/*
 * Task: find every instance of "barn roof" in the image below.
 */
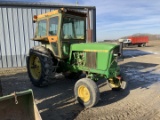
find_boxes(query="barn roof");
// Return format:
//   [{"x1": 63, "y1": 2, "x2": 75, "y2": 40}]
[{"x1": 0, "y1": 1, "x2": 95, "y2": 9}]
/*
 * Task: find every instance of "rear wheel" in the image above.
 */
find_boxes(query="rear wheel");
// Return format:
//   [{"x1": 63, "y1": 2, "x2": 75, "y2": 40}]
[
  {"x1": 74, "y1": 78, "x2": 100, "y2": 108},
  {"x1": 141, "y1": 44, "x2": 144, "y2": 47},
  {"x1": 138, "y1": 43, "x2": 145, "y2": 47},
  {"x1": 143, "y1": 43, "x2": 146, "y2": 47},
  {"x1": 27, "y1": 46, "x2": 55, "y2": 87}
]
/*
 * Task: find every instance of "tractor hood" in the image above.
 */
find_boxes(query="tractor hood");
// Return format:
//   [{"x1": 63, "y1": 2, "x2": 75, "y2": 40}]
[
  {"x1": 69, "y1": 42, "x2": 120, "y2": 77},
  {"x1": 70, "y1": 42, "x2": 119, "y2": 52}
]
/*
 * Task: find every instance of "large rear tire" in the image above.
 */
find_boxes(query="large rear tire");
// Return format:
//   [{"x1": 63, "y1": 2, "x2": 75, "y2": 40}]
[
  {"x1": 27, "y1": 46, "x2": 55, "y2": 87},
  {"x1": 74, "y1": 78, "x2": 100, "y2": 108}
]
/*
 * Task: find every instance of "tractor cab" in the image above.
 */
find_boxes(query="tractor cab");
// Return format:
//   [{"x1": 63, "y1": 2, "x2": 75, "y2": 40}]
[{"x1": 33, "y1": 8, "x2": 86, "y2": 59}]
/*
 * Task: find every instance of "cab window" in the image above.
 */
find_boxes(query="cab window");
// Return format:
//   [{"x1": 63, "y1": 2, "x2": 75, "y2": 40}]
[
  {"x1": 37, "y1": 19, "x2": 47, "y2": 37},
  {"x1": 49, "y1": 17, "x2": 58, "y2": 36}
]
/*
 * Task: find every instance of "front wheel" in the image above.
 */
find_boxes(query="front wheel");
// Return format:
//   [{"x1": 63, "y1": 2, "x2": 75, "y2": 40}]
[{"x1": 74, "y1": 78, "x2": 100, "y2": 108}]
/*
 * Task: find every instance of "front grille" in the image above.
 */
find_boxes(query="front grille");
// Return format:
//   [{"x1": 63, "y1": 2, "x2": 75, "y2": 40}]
[{"x1": 86, "y1": 52, "x2": 97, "y2": 68}]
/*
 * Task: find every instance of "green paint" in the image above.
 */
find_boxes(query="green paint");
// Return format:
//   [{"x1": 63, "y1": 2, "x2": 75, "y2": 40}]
[
  {"x1": 97, "y1": 52, "x2": 108, "y2": 70},
  {"x1": 68, "y1": 42, "x2": 120, "y2": 79}
]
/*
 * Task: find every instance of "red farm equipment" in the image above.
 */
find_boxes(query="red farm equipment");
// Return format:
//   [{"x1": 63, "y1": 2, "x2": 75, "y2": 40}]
[{"x1": 122, "y1": 36, "x2": 149, "y2": 47}]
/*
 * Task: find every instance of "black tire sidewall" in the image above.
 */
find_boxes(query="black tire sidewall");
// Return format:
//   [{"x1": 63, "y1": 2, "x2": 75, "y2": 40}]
[{"x1": 27, "y1": 52, "x2": 44, "y2": 86}]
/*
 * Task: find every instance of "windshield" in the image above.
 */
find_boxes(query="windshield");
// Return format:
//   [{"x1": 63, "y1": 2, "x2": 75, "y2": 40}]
[{"x1": 62, "y1": 17, "x2": 85, "y2": 39}]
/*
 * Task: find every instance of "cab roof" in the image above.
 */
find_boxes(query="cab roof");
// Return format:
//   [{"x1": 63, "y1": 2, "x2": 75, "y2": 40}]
[{"x1": 33, "y1": 8, "x2": 87, "y2": 22}]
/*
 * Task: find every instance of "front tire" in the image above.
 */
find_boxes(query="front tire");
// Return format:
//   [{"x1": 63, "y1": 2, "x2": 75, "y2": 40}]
[
  {"x1": 74, "y1": 78, "x2": 100, "y2": 108},
  {"x1": 27, "y1": 46, "x2": 55, "y2": 87}
]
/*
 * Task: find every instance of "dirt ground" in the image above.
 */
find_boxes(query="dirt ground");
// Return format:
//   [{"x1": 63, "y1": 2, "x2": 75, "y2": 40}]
[{"x1": 0, "y1": 40, "x2": 160, "y2": 120}]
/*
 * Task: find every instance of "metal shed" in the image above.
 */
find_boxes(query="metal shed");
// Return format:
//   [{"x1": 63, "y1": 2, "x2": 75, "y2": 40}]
[{"x1": 0, "y1": 1, "x2": 96, "y2": 68}]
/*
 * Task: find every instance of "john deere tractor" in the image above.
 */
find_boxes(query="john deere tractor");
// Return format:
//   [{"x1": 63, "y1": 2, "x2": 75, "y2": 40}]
[{"x1": 27, "y1": 8, "x2": 126, "y2": 108}]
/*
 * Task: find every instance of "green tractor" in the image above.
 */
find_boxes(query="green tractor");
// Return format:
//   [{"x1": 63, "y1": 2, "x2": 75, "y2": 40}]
[{"x1": 27, "y1": 8, "x2": 126, "y2": 108}]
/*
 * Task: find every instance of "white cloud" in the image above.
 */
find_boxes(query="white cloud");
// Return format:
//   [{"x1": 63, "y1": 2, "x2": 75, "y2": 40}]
[{"x1": 81, "y1": 0, "x2": 160, "y2": 40}]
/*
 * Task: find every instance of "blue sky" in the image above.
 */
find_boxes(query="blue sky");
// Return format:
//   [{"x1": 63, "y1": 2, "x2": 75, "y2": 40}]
[{"x1": 2, "y1": 0, "x2": 160, "y2": 41}]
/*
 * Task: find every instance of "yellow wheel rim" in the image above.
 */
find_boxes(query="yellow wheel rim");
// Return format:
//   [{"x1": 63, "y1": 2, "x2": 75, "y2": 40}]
[
  {"x1": 78, "y1": 85, "x2": 90, "y2": 102},
  {"x1": 29, "y1": 55, "x2": 41, "y2": 80}
]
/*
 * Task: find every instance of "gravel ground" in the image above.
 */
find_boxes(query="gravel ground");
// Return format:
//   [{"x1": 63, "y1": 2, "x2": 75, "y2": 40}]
[{"x1": 0, "y1": 40, "x2": 160, "y2": 120}]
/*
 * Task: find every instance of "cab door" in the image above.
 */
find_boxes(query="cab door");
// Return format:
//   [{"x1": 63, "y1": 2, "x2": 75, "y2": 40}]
[{"x1": 48, "y1": 15, "x2": 62, "y2": 58}]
